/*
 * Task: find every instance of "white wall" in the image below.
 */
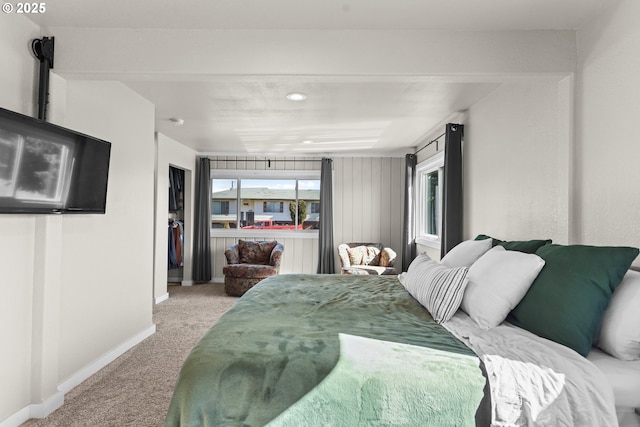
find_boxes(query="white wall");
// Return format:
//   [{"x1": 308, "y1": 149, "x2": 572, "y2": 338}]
[
  {"x1": 463, "y1": 79, "x2": 573, "y2": 245},
  {"x1": 57, "y1": 80, "x2": 155, "y2": 382},
  {"x1": 154, "y1": 133, "x2": 197, "y2": 299},
  {"x1": 333, "y1": 156, "x2": 405, "y2": 271},
  {"x1": 48, "y1": 28, "x2": 576, "y2": 78},
  {"x1": 0, "y1": 14, "x2": 41, "y2": 424},
  {"x1": 576, "y1": 0, "x2": 640, "y2": 267},
  {"x1": 0, "y1": 16, "x2": 156, "y2": 425},
  {"x1": 0, "y1": 15, "x2": 39, "y2": 116}
]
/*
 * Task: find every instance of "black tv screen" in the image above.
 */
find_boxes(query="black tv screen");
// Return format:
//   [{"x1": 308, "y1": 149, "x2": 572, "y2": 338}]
[{"x1": 0, "y1": 106, "x2": 111, "y2": 214}]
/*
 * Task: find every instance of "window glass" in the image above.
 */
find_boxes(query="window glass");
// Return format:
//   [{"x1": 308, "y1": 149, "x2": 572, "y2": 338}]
[
  {"x1": 298, "y1": 179, "x2": 320, "y2": 229},
  {"x1": 425, "y1": 170, "x2": 440, "y2": 236},
  {"x1": 241, "y1": 179, "x2": 295, "y2": 228},
  {"x1": 210, "y1": 176, "x2": 321, "y2": 231},
  {"x1": 212, "y1": 200, "x2": 229, "y2": 215},
  {"x1": 263, "y1": 201, "x2": 283, "y2": 213},
  {"x1": 211, "y1": 177, "x2": 320, "y2": 230},
  {"x1": 211, "y1": 179, "x2": 237, "y2": 228},
  {"x1": 416, "y1": 152, "x2": 444, "y2": 247}
]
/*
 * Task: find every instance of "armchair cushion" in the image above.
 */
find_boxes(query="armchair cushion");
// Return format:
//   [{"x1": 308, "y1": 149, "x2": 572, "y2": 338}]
[
  {"x1": 338, "y1": 242, "x2": 397, "y2": 275},
  {"x1": 238, "y1": 240, "x2": 277, "y2": 264},
  {"x1": 348, "y1": 245, "x2": 382, "y2": 266}
]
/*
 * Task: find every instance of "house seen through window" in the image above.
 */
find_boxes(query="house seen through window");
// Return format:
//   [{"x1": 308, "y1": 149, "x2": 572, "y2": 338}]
[{"x1": 211, "y1": 177, "x2": 320, "y2": 231}]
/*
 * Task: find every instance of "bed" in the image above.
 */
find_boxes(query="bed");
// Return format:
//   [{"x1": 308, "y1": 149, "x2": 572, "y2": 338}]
[{"x1": 165, "y1": 238, "x2": 640, "y2": 427}]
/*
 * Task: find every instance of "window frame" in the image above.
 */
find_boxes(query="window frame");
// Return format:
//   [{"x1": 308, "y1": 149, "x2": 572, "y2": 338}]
[
  {"x1": 210, "y1": 170, "x2": 321, "y2": 238},
  {"x1": 415, "y1": 152, "x2": 445, "y2": 249}
]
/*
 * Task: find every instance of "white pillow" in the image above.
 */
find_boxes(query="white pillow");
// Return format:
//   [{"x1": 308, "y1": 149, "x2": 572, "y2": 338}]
[
  {"x1": 398, "y1": 254, "x2": 469, "y2": 324},
  {"x1": 441, "y1": 238, "x2": 493, "y2": 268},
  {"x1": 598, "y1": 270, "x2": 640, "y2": 360},
  {"x1": 460, "y1": 246, "x2": 545, "y2": 329}
]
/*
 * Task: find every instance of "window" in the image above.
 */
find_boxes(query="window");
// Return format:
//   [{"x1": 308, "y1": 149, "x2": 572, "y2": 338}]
[
  {"x1": 211, "y1": 173, "x2": 320, "y2": 232},
  {"x1": 211, "y1": 179, "x2": 237, "y2": 228},
  {"x1": 416, "y1": 152, "x2": 444, "y2": 248},
  {"x1": 263, "y1": 201, "x2": 284, "y2": 213},
  {"x1": 212, "y1": 200, "x2": 229, "y2": 215}
]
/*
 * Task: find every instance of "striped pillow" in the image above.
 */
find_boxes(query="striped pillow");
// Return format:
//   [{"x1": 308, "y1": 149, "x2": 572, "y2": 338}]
[{"x1": 399, "y1": 254, "x2": 469, "y2": 323}]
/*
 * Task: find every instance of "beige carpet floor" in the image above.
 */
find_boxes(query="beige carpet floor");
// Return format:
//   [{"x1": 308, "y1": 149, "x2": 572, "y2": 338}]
[{"x1": 22, "y1": 283, "x2": 238, "y2": 427}]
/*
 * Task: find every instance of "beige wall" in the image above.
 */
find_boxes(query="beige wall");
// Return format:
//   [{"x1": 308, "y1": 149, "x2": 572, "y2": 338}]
[
  {"x1": 576, "y1": 0, "x2": 640, "y2": 267},
  {"x1": 154, "y1": 133, "x2": 197, "y2": 300}
]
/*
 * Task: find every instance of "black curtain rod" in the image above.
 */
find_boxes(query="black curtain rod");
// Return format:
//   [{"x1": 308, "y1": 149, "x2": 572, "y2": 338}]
[
  {"x1": 208, "y1": 157, "x2": 323, "y2": 168},
  {"x1": 209, "y1": 158, "x2": 321, "y2": 162},
  {"x1": 414, "y1": 131, "x2": 445, "y2": 155}
]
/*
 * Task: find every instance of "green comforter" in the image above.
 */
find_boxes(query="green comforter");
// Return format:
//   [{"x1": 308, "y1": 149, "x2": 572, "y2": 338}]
[{"x1": 165, "y1": 274, "x2": 484, "y2": 427}]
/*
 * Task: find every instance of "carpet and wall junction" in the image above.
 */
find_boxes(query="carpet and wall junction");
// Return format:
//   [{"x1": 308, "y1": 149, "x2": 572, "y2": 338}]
[{"x1": 22, "y1": 283, "x2": 238, "y2": 427}]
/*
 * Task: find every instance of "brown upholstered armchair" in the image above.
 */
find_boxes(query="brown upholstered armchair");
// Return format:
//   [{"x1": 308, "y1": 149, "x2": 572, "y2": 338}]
[
  {"x1": 223, "y1": 240, "x2": 284, "y2": 296},
  {"x1": 337, "y1": 242, "x2": 397, "y2": 275}
]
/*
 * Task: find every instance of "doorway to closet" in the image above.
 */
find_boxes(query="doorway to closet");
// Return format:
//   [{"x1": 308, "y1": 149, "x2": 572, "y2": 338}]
[{"x1": 168, "y1": 166, "x2": 185, "y2": 283}]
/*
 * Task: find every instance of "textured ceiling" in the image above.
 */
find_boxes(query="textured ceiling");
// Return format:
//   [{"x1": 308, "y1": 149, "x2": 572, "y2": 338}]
[{"x1": 25, "y1": 0, "x2": 615, "y2": 155}]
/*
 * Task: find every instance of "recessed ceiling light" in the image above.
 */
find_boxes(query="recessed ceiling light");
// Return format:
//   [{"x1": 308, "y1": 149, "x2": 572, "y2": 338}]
[
  {"x1": 286, "y1": 92, "x2": 307, "y2": 101},
  {"x1": 169, "y1": 118, "x2": 184, "y2": 126},
  {"x1": 302, "y1": 140, "x2": 313, "y2": 144}
]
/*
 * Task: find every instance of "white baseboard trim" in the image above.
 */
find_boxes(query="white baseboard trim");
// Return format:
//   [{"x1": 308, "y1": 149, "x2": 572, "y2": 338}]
[
  {"x1": 212, "y1": 277, "x2": 224, "y2": 283},
  {"x1": 181, "y1": 280, "x2": 194, "y2": 286},
  {"x1": 0, "y1": 391, "x2": 64, "y2": 427},
  {"x1": 1, "y1": 406, "x2": 30, "y2": 427},
  {"x1": 1, "y1": 326, "x2": 156, "y2": 427},
  {"x1": 29, "y1": 391, "x2": 65, "y2": 419},
  {"x1": 57, "y1": 324, "x2": 156, "y2": 394},
  {"x1": 154, "y1": 292, "x2": 169, "y2": 304}
]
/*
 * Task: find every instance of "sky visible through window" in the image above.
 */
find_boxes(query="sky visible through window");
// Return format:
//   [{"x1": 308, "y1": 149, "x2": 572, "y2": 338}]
[{"x1": 212, "y1": 179, "x2": 319, "y2": 193}]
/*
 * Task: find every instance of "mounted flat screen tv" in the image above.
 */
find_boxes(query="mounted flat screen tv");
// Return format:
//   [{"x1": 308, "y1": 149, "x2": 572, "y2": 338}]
[{"x1": 0, "y1": 106, "x2": 111, "y2": 214}]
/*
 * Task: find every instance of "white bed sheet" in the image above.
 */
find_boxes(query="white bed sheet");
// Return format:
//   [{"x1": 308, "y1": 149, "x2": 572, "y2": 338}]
[
  {"x1": 588, "y1": 348, "x2": 640, "y2": 408},
  {"x1": 588, "y1": 347, "x2": 640, "y2": 426},
  {"x1": 444, "y1": 312, "x2": 618, "y2": 427}
]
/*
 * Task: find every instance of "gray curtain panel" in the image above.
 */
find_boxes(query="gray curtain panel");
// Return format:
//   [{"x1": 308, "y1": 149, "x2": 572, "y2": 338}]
[
  {"x1": 316, "y1": 158, "x2": 335, "y2": 274},
  {"x1": 401, "y1": 153, "x2": 417, "y2": 272},
  {"x1": 440, "y1": 123, "x2": 464, "y2": 258},
  {"x1": 192, "y1": 157, "x2": 212, "y2": 282}
]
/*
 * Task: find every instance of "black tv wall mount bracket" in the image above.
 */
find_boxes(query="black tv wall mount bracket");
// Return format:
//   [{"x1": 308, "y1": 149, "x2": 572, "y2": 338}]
[{"x1": 31, "y1": 36, "x2": 55, "y2": 121}]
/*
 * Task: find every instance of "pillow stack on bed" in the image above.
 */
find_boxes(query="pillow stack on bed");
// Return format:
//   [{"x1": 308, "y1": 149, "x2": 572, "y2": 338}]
[
  {"x1": 507, "y1": 243, "x2": 639, "y2": 357},
  {"x1": 400, "y1": 234, "x2": 640, "y2": 360}
]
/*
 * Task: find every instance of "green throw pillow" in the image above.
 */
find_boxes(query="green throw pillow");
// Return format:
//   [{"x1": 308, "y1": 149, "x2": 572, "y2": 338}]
[
  {"x1": 508, "y1": 244, "x2": 639, "y2": 357},
  {"x1": 475, "y1": 234, "x2": 551, "y2": 254}
]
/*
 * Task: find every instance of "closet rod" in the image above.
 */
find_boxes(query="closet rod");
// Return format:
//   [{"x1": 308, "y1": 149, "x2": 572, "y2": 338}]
[{"x1": 415, "y1": 131, "x2": 445, "y2": 155}]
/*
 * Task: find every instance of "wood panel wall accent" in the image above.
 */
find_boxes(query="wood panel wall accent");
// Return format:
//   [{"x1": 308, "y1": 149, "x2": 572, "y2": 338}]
[{"x1": 209, "y1": 155, "x2": 405, "y2": 279}]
